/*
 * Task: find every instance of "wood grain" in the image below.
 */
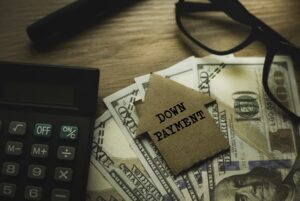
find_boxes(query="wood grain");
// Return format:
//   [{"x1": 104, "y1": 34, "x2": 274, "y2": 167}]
[{"x1": 0, "y1": 0, "x2": 299, "y2": 113}]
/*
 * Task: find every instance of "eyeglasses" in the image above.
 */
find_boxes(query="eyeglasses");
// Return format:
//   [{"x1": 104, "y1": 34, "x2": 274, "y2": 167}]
[{"x1": 176, "y1": 0, "x2": 300, "y2": 121}]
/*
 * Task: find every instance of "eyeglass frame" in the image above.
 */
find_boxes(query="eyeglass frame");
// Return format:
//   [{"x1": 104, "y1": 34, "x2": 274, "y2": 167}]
[{"x1": 175, "y1": 0, "x2": 300, "y2": 121}]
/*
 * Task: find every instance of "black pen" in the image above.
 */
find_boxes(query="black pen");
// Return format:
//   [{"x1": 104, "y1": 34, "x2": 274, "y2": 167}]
[{"x1": 27, "y1": 0, "x2": 138, "y2": 48}]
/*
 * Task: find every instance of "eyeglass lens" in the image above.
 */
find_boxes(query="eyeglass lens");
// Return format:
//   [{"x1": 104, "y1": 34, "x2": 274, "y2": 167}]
[{"x1": 179, "y1": 0, "x2": 252, "y2": 52}]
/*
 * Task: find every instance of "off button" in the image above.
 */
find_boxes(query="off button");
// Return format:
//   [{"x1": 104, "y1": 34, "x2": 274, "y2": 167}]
[{"x1": 34, "y1": 123, "x2": 52, "y2": 138}]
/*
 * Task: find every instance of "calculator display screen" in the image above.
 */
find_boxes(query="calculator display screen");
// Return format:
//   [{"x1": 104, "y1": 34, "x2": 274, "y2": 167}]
[{"x1": 0, "y1": 81, "x2": 75, "y2": 106}]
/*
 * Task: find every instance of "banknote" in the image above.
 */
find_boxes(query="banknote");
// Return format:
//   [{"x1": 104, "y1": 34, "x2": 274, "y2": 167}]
[
  {"x1": 134, "y1": 56, "x2": 198, "y2": 100},
  {"x1": 87, "y1": 112, "x2": 124, "y2": 201},
  {"x1": 88, "y1": 110, "x2": 164, "y2": 201},
  {"x1": 193, "y1": 56, "x2": 300, "y2": 201},
  {"x1": 87, "y1": 156, "x2": 124, "y2": 201},
  {"x1": 104, "y1": 84, "x2": 185, "y2": 201},
  {"x1": 134, "y1": 55, "x2": 233, "y2": 97},
  {"x1": 195, "y1": 56, "x2": 299, "y2": 157}
]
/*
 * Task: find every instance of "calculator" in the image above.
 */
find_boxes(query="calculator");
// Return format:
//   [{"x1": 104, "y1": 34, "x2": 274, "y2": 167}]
[{"x1": 0, "y1": 62, "x2": 99, "y2": 201}]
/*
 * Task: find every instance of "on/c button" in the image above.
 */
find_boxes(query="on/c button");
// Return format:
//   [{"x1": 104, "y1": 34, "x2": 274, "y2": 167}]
[{"x1": 60, "y1": 126, "x2": 78, "y2": 140}]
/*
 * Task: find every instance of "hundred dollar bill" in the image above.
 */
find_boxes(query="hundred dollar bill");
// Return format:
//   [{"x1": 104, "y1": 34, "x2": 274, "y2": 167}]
[
  {"x1": 88, "y1": 110, "x2": 164, "y2": 201},
  {"x1": 87, "y1": 112, "x2": 124, "y2": 201},
  {"x1": 87, "y1": 164, "x2": 124, "y2": 201},
  {"x1": 134, "y1": 55, "x2": 233, "y2": 98},
  {"x1": 196, "y1": 56, "x2": 299, "y2": 158},
  {"x1": 193, "y1": 56, "x2": 299, "y2": 201},
  {"x1": 201, "y1": 164, "x2": 298, "y2": 201},
  {"x1": 134, "y1": 56, "x2": 198, "y2": 99},
  {"x1": 202, "y1": 101, "x2": 296, "y2": 201},
  {"x1": 104, "y1": 84, "x2": 185, "y2": 201}
]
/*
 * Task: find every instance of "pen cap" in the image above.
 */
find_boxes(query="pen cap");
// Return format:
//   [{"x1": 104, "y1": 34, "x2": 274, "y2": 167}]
[{"x1": 27, "y1": 0, "x2": 137, "y2": 47}]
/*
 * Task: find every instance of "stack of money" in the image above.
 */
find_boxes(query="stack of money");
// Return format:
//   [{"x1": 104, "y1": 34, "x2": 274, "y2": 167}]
[{"x1": 86, "y1": 55, "x2": 300, "y2": 201}]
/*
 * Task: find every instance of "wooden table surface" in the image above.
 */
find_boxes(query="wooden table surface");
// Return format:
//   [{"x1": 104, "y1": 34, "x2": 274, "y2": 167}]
[{"x1": 0, "y1": 0, "x2": 299, "y2": 113}]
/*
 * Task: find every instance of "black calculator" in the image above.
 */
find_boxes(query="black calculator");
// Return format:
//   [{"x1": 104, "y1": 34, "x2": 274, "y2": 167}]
[{"x1": 0, "y1": 62, "x2": 99, "y2": 201}]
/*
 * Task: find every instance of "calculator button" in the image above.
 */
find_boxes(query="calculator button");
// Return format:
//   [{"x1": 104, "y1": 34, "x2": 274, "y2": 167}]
[
  {"x1": 25, "y1": 186, "x2": 43, "y2": 200},
  {"x1": 0, "y1": 183, "x2": 16, "y2": 198},
  {"x1": 34, "y1": 123, "x2": 52, "y2": 138},
  {"x1": 31, "y1": 144, "x2": 49, "y2": 158},
  {"x1": 2, "y1": 162, "x2": 19, "y2": 176},
  {"x1": 9, "y1": 121, "x2": 27, "y2": 135},
  {"x1": 5, "y1": 141, "x2": 23, "y2": 156},
  {"x1": 57, "y1": 146, "x2": 75, "y2": 161},
  {"x1": 51, "y1": 189, "x2": 70, "y2": 201},
  {"x1": 60, "y1": 125, "x2": 78, "y2": 140},
  {"x1": 28, "y1": 165, "x2": 46, "y2": 180},
  {"x1": 54, "y1": 167, "x2": 73, "y2": 182}
]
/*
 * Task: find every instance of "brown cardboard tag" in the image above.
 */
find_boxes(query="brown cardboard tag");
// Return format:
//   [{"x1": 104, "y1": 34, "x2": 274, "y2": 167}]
[{"x1": 135, "y1": 74, "x2": 229, "y2": 175}]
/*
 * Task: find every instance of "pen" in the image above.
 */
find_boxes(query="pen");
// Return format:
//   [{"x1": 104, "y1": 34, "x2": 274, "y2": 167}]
[{"x1": 27, "y1": 0, "x2": 138, "y2": 48}]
